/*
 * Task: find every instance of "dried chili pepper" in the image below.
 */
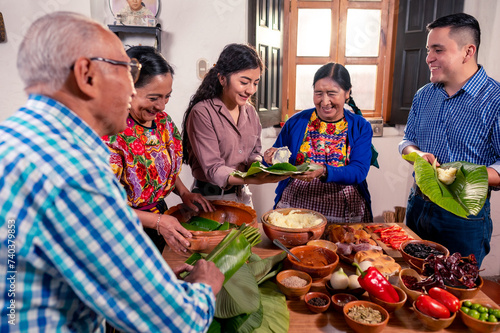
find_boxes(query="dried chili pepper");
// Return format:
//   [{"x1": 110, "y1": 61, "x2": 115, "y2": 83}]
[{"x1": 352, "y1": 263, "x2": 399, "y2": 303}]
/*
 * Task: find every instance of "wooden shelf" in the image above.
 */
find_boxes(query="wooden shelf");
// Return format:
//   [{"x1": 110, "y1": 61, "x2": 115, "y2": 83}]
[{"x1": 108, "y1": 24, "x2": 161, "y2": 51}]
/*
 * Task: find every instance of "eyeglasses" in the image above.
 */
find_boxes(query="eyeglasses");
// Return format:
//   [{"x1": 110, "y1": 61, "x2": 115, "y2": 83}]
[{"x1": 90, "y1": 57, "x2": 142, "y2": 83}]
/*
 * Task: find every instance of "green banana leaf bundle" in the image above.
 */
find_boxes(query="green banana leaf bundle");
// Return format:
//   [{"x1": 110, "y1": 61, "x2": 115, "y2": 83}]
[
  {"x1": 231, "y1": 161, "x2": 322, "y2": 178},
  {"x1": 403, "y1": 152, "x2": 489, "y2": 218},
  {"x1": 182, "y1": 216, "x2": 237, "y2": 231}
]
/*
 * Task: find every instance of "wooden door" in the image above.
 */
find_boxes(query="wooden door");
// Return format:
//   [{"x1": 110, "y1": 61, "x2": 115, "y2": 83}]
[
  {"x1": 249, "y1": 0, "x2": 284, "y2": 128},
  {"x1": 389, "y1": 0, "x2": 464, "y2": 124}
]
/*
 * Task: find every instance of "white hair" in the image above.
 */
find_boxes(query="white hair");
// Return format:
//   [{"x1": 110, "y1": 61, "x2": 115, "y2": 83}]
[{"x1": 17, "y1": 12, "x2": 107, "y2": 93}]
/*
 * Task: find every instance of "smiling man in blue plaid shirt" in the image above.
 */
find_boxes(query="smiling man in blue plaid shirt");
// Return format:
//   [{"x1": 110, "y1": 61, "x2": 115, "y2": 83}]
[
  {"x1": 0, "y1": 12, "x2": 223, "y2": 332},
  {"x1": 399, "y1": 13, "x2": 500, "y2": 268}
]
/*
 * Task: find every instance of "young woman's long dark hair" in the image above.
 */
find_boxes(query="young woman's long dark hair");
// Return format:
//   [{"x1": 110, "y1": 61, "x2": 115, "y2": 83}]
[
  {"x1": 181, "y1": 43, "x2": 263, "y2": 163},
  {"x1": 126, "y1": 46, "x2": 174, "y2": 89}
]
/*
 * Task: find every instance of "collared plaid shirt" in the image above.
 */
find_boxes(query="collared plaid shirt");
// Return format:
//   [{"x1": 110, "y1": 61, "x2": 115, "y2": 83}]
[
  {"x1": 399, "y1": 66, "x2": 500, "y2": 174},
  {"x1": 0, "y1": 95, "x2": 215, "y2": 332}
]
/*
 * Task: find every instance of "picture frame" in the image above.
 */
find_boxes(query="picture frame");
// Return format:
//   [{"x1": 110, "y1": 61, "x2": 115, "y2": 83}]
[{"x1": 110, "y1": 0, "x2": 160, "y2": 26}]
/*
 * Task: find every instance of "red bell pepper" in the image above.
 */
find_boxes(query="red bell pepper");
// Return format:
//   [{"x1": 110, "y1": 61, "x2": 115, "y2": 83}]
[
  {"x1": 428, "y1": 287, "x2": 460, "y2": 313},
  {"x1": 352, "y1": 263, "x2": 399, "y2": 303},
  {"x1": 416, "y1": 294, "x2": 451, "y2": 319}
]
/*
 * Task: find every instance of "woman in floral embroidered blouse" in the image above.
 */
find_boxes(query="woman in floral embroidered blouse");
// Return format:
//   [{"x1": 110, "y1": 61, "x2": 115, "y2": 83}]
[
  {"x1": 264, "y1": 63, "x2": 374, "y2": 223},
  {"x1": 103, "y1": 46, "x2": 213, "y2": 253}
]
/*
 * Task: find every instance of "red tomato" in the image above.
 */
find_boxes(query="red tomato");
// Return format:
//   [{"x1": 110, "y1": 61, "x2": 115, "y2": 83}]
[
  {"x1": 416, "y1": 295, "x2": 451, "y2": 319},
  {"x1": 428, "y1": 287, "x2": 460, "y2": 313}
]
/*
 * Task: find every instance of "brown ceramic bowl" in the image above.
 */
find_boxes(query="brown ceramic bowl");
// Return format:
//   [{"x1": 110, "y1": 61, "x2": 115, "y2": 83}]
[
  {"x1": 304, "y1": 291, "x2": 331, "y2": 313},
  {"x1": 166, "y1": 200, "x2": 258, "y2": 254},
  {"x1": 444, "y1": 276, "x2": 484, "y2": 300},
  {"x1": 307, "y1": 239, "x2": 338, "y2": 253},
  {"x1": 368, "y1": 285, "x2": 407, "y2": 313},
  {"x1": 413, "y1": 300, "x2": 457, "y2": 331},
  {"x1": 399, "y1": 239, "x2": 449, "y2": 273},
  {"x1": 343, "y1": 300, "x2": 389, "y2": 333},
  {"x1": 459, "y1": 300, "x2": 500, "y2": 333},
  {"x1": 287, "y1": 245, "x2": 339, "y2": 281},
  {"x1": 398, "y1": 268, "x2": 425, "y2": 302},
  {"x1": 276, "y1": 270, "x2": 312, "y2": 299},
  {"x1": 331, "y1": 293, "x2": 358, "y2": 313},
  {"x1": 325, "y1": 280, "x2": 366, "y2": 298},
  {"x1": 261, "y1": 208, "x2": 327, "y2": 248}
]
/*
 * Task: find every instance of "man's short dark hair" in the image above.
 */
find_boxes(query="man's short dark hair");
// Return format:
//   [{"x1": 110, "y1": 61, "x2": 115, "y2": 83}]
[{"x1": 427, "y1": 13, "x2": 480, "y2": 52}]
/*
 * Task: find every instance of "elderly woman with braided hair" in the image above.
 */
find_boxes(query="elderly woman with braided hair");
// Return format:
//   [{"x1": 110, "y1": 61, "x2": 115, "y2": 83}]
[{"x1": 264, "y1": 62, "x2": 375, "y2": 223}]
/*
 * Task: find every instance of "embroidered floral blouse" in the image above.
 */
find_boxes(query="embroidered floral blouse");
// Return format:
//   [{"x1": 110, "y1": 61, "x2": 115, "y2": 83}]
[
  {"x1": 102, "y1": 113, "x2": 183, "y2": 209},
  {"x1": 296, "y1": 111, "x2": 351, "y2": 166}
]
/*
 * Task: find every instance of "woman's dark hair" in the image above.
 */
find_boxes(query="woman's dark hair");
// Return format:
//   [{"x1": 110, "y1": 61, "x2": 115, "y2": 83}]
[
  {"x1": 313, "y1": 62, "x2": 361, "y2": 115},
  {"x1": 181, "y1": 43, "x2": 263, "y2": 163},
  {"x1": 427, "y1": 13, "x2": 480, "y2": 53},
  {"x1": 126, "y1": 46, "x2": 174, "y2": 88}
]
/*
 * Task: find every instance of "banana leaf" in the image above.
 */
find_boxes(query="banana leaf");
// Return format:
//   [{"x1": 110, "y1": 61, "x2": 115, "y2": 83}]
[
  {"x1": 231, "y1": 161, "x2": 322, "y2": 178},
  {"x1": 403, "y1": 153, "x2": 489, "y2": 218},
  {"x1": 247, "y1": 252, "x2": 286, "y2": 285},
  {"x1": 182, "y1": 216, "x2": 222, "y2": 231},
  {"x1": 215, "y1": 263, "x2": 261, "y2": 318},
  {"x1": 254, "y1": 281, "x2": 289, "y2": 333}
]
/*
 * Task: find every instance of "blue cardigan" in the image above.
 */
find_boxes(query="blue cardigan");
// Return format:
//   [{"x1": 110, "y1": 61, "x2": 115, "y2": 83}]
[{"x1": 273, "y1": 108, "x2": 373, "y2": 218}]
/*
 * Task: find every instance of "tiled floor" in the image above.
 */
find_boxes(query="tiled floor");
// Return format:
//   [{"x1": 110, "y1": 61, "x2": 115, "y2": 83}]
[{"x1": 482, "y1": 277, "x2": 500, "y2": 305}]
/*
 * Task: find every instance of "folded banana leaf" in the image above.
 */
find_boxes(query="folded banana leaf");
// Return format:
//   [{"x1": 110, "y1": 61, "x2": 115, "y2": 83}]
[
  {"x1": 182, "y1": 216, "x2": 222, "y2": 231},
  {"x1": 232, "y1": 161, "x2": 322, "y2": 178},
  {"x1": 403, "y1": 152, "x2": 489, "y2": 218}
]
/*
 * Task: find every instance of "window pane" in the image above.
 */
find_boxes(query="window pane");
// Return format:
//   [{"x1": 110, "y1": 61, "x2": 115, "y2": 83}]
[
  {"x1": 345, "y1": 65, "x2": 377, "y2": 110},
  {"x1": 295, "y1": 65, "x2": 322, "y2": 110},
  {"x1": 297, "y1": 9, "x2": 331, "y2": 57},
  {"x1": 345, "y1": 9, "x2": 381, "y2": 57}
]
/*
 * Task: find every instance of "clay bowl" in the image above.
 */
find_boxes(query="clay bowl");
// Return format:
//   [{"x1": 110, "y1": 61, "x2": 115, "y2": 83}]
[
  {"x1": 276, "y1": 270, "x2": 312, "y2": 299},
  {"x1": 325, "y1": 280, "x2": 366, "y2": 298},
  {"x1": 398, "y1": 268, "x2": 425, "y2": 302},
  {"x1": 459, "y1": 300, "x2": 500, "y2": 333},
  {"x1": 444, "y1": 275, "x2": 484, "y2": 300},
  {"x1": 368, "y1": 285, "x2": 407, "y2": 313},
  {"x1": 166, "y1": 200, "x2": 258, "y2": 254},
  {"x1": 331, "y1": 293, "x2": 358, "y2": 313},
  {"x1": 304, "y1": 291, "x2": 331, "y2": 313},
  {"x1": 413, "y1": 300, "x2": 457, "y2": 331},
  {"x1": 343, "y1": 300, "x2": 389, "y2": 333},
  {"x1": 399, "y1": 239, "x2": 449, "y2": 273},
  {"x1": 307, "y1": 239, "x2": 338, "y2": 253},
  {"x1": 261, "y1": 208, "x2": 327, "y2": 248},
  {"x1": 287, "y1": 245, "x2": 339, "y2": 281}
]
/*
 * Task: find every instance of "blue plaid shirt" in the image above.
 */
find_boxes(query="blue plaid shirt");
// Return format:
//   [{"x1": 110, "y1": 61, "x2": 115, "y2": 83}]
[
  {"x1": 0, "y1": 95, "x2": 215, "y2": 332},
  {"x1": 399, "y1": 66, "x2": 500, "y2": 174}
]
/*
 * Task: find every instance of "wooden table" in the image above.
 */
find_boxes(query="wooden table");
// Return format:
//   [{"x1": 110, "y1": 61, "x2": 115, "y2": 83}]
[{"x1": 162, "y1": 223, "x2": 498, "y2": 332}]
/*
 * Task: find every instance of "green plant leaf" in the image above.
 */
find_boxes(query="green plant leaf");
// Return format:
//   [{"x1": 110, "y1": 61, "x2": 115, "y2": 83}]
[
  {"x1": 403, "y1": 153, "x2": 488, "y2": 217},
  {"x1": 231, "y1": 161, "x2": 322, "y2": 178},
  {"x1": 247, "y1": 252, "x2": 287, "y2": 285},
  {"x1": 254, "y1": 281, "x2": 289, "y2": 333},
  {"x1": 215, "y1": 264, "x2": 261, "y2": 318},
  {"x1": 182, "y1": 216, "x2": 222, "y2": 231}
]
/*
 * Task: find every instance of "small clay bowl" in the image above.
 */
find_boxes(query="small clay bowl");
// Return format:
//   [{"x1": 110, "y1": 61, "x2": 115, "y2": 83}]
[
  {"x1": 325, "y1": 280, "x2": 366, "y2": 298},
  {"x1": 444, "y1": 276, "x2": 484, "y2": 300},
  {"x1": 261, "y1": 208, "x2": 327, "y2": 248},
  {"x1": 287, "y1": 245, "x2": 339, "y2": 281},
  {"x1": 459, "y1": 300, "x2": 500, "y2": 333},
  {"x1": 398, "y1": 268, "x2": 425, "y2": 302},
  {"x1": 276, "y1": 270, "x2": 312, "y2": 299},
  {"x1": 413, "y1": 300, "x2": 457, "y2": 331},
  {"x1": 304, "y1": 291, "x2": 331, "y2": 313},
  {"x1": 343, "y1": 300, "x2": 389, "y2": 333},
  {"x1": 331, "y1": 293, "x2": 358, "y2": 313},
  {"x1": 368, "y1": 285, "x2": 407, "y2": 313},
  {"x1": 399, "y1": 239, "x2": 449, "y2": 273}
]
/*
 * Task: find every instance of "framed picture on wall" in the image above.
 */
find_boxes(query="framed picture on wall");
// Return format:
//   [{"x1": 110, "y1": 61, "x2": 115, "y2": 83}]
[{"x1": 110, "y1": 0, "x2": 159, "y2": 26}]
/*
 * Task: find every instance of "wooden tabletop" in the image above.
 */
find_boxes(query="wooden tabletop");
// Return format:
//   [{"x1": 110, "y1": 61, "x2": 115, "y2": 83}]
[{"x1": 162, "y1": 223, "x2": 499, "y2": 332}]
